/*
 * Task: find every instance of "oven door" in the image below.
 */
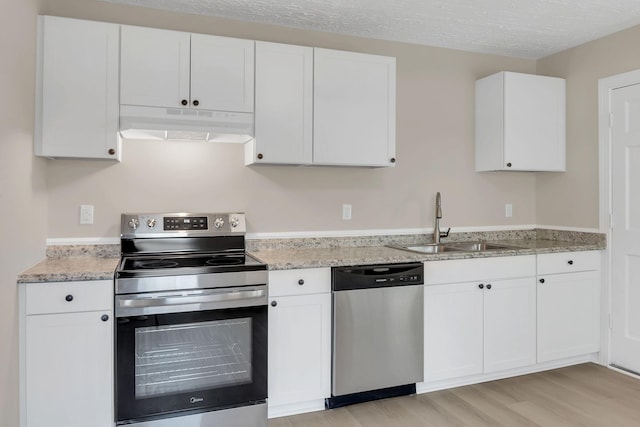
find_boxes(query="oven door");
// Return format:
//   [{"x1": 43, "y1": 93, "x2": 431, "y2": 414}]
[{"x1": 115, "y1": 285, "x2": 267, "y2": 424}]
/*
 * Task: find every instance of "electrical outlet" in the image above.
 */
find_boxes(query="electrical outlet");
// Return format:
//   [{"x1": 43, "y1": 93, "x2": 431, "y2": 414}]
[
  {"x1": 505, "y1": 203, "x2": 513, "y2": 218},
  {"x1": 80, "y1": 204, "x2": 94, "y2": 225},
  {"x1": 342, "y1": 204, "x2": 352, "y2": 220}
]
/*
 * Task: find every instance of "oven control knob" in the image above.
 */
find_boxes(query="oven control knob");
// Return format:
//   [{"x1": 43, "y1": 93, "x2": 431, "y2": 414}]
[
  {"x1": 147, "y1": 218, "x2": 157, "y2": 229},
  {"x1": 214, "y1": 217, "x2": 225, "y2": 229},
  {"x1": 230, "y1": 217, "x2": 240, "y2": 228},
  {"x1": 128, "y1": 218, "x2": 140, "y2": 230}
]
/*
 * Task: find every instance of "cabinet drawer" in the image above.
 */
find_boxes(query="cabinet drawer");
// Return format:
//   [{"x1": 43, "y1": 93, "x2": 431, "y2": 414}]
[
  {"x1": 424, "y1": 255, "x2": 536, "y2": 285},
  {"x1": 537, "y1": 251, "x2": 601, "y2": 275},
  {"x1": 25, "y1": 280, "x2": 113, "y2": 315},
  {"x1": 269, "y1": 268, "x2": 331, "y2": 296}
]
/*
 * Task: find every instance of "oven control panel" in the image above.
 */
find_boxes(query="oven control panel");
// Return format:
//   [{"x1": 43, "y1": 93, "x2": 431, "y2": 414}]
[
  {"x1": 121, "y1": 213, "x2": 246, "y2": 237},
  {"x1": 164, "y1": 216, "x2": 208, "y2": 230}
]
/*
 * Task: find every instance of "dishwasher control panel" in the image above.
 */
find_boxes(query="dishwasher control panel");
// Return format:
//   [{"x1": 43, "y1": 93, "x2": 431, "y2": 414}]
[{"x1": 332, "y1": 263, "x2": 424, "y2": 291}]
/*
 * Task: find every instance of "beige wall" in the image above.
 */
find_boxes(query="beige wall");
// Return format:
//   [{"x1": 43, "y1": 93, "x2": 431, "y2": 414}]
[
  {"x1": 0, "y1": 0, "x2": 47, "y2": 426},
  {"x1": 41, "y1": 0, "x2": 538, "y2": 237},
  {"x1": 536, "y1": 25, "x2": 640, "y2": 229}
]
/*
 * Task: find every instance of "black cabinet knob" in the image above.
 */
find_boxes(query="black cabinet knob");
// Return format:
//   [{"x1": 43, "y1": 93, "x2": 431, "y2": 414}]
[
  {"x1": 65, "y1": 294, "x2": 73, "y2": 302},
  {"x1": 390, "y1": 158, "x2": 396, "y2": 163},
  {"x1": 270, "y1": 301, "x2": 277, "y2": 307},
  {"x1": 506, "y1": 162, "x2": 512, "y2": 168},
  {"x1": 478, "y1": 284, "x2": 484, "y2": 289},
  {"x1": 257, "y1": 153, "x2": 264, "y2": 160},
  {"x1": 108, "y1": 148, "x2": 116, "y2": 155},
  {"x1": 486, "y1": 284, "x2": 492, "y2": 290},
  {"x1": 101, "y1": 314, "x2": 109, "y2": 322},
  {"x1": 539, "y1": 278, "x2": 545, "y2": 284},
  {"x1": 181, "y1": 99, "x2": 188, "y2": 106},
  {"x1": 193, "y1": 100, "x2": 200, "y2": 107},
  {"x1": 568, "y1": 260, "x2": 574, "y2": 265},
  {"x1": 298, "y1": 279, "x2": 304, "y2": 285}
]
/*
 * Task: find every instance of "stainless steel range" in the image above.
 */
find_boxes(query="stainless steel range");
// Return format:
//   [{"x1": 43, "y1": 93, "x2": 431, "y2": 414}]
[{"x1": 114, "y1": 212, "x2": 268, "y2": 427}]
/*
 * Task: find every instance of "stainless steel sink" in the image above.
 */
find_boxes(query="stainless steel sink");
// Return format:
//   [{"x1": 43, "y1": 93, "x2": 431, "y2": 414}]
[
  {"x1": 444, "y1": 242, "x2": 520, "y2": 252},
  {"x1": 389, "y1": 244, "x2": 463, "y2": 254},
  {"x1": 390, "y1": 241, "x2": 521, "y2": 254}
]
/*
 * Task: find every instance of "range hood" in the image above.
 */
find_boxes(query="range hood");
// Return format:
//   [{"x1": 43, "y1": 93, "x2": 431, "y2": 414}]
[{"x1": 119, "y1": 105, "x2": 254, "y2": 143}]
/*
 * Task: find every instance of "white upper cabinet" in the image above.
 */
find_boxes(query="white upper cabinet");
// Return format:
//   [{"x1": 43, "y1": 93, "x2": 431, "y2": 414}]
[
  {"x1": 475, "y1": 71, "x2": 566, "y2": 172},
  {"x1": 35, "y1": 16, "x2": 120, "y2": 160},
  {"x1": 120, "y1": 26, "x2": 254, "y2": 112},
  {"x1": 247, "y1": 41, "x2": 313, "y2": 165},
  {"x1": 313, "y1": 48, "x2": 396, "y2": 167},
  {"x1": 120, "y1": 26, "x2": 190, "y2": 109}
]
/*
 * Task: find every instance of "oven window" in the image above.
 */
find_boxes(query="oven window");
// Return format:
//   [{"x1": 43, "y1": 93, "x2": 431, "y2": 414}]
[{"x1": 135, "y1": 318, "x2": 252, "y2": 399}]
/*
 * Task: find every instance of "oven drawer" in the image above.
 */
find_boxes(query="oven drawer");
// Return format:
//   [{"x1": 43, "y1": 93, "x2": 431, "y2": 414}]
[
  {"x1": 269, "y1": 268, "x2": 331, "y2": 296},
  {"x1": 25, "y1": 280, "x2": 113, "y2": 315}
]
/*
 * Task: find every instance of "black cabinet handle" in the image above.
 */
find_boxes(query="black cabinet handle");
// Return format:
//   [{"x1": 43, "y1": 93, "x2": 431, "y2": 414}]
[
  {"x1": 108, "y1": 148, "x2": 116, "y2": 155},
  {"x1": 271, "y1": 301, "x2": 277, "y2": 307},
  {"x1": 506, "y1": 162, "x2": 512, "y2": 168},
  {"x1": 193, "y1": 100, "x2": 200, "y2": 107},
  {"x1": 101, "y1": 314, "x2": 109, "y2": 322},
  {"x1": 65, "y1": 294, "x2": 73, "y2": 302},
  {"x1": 539, "y1": 278, "x2": 545, "y2": 284},
  {"x1": 181, "y1": 99, "x2": 188, "y2": 106},
  {"x1": 478, "y1": 284, "x2": 484, "y2": 289},
  {"x1": 298, "y1": 279, "x2": 305, "y2": 285},
  {"x1": 486, "y1": 284, "x2": 492, "y2": 290},
  {"x1": 257, "y1": 153, "x2": 264, "y2": 160},
  {"x1": 568, "y1": 260, "x2": 574, "y2": 265},
  {"x1": 390, "y1": 158, "x2": 396, "y2": 163}
]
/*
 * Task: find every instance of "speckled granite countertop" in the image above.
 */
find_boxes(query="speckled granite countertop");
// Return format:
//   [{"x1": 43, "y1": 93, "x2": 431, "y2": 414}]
[
  {"x1": 250, "y1": 238, "x2": 605, "y2": 270},
  {"x1": 17, "y1": 257, "x2": 119, "y2": 283},
  {"x1": 18, "y1": 229, "x2": 605, "y2": 282},
  {"x1": 17, "y1": 244, "x2": 120, "y2": 284}
]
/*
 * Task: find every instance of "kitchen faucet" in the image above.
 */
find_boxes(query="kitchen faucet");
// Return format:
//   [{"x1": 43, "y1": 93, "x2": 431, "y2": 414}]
[{"x1": 433, "y1": 192, "x2": 450, "y2": 244}]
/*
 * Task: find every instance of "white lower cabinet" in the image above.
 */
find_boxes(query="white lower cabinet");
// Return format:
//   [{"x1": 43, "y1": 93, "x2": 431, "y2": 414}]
[
  {"x1": 483, "y1": 277, "x2": 537, "y2": 372},
  {"x1": 268, "y1": 268, "x2": 331, "y2": 417},
  {"x1": 537, "y1": 251, "x2": 601, "y2": 362},
  {"x1": 423, "y1": 256, "x2": 537, "y2": 383},
  {"x1": 20, "y1": 280, "x2": 113, "y2": 427}
]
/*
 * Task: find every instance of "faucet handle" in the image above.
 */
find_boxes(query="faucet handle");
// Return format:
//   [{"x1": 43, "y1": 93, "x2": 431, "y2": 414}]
[{"x1": 440, "y1": 227, "x2": 451, "y2": 238}]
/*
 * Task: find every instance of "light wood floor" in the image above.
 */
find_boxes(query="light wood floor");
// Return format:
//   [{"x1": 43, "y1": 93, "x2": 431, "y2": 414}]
[{"x1": 269, "y1": 364, "x2": 640, "y2": 427}]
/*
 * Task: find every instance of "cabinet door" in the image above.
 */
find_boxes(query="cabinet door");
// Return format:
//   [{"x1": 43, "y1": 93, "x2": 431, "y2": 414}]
[
  {"x1": 120, "y1": 25, "x2": 190, "y2": 108},
  {"x1": 268, "y1": 293, "x2": 331, "y2": 407},
  {"x1": 251, "y1": 42, "x2": 313, "y2": 165},
  {"x1": 313, "y1": 48, "x2": 396, "y2": 167},
  {"x1": 36, "y1": 16, "x2": 120, "y2": 159},
  {"x1": 191, "y1": 34, "x2": 254, "y2": 113},
  {"x1": 25, "y1": 311, "x2": 113, "y2": 427},
  {"x1": 483, "y1": 278, "x2": 536, "y2": 373},
  {"x1": 503, "y1": 72, "x2": 565, "y2": 171},
  {"x1": 537, "y1": 270, "x2": 600, "y2": 362},
  {"x1": 475, "y1": 71, "x2": 565, "y2": 171},
  {"x1": 424, "y1": 283, "x2": 483, "y2": 382}
]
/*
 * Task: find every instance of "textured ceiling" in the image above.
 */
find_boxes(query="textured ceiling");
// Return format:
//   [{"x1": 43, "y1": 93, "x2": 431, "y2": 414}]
[{"x1": 102, "y1": 0, "x2": 640, "y2": 59}]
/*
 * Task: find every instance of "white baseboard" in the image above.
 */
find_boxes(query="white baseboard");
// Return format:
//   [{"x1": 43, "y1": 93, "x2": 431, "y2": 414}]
[
  {"x1": 416, "y1": 353, "x2": 599, "y2": 394},
  {"x1": 268, "y1": 399, "x2": 325, "y2": 419}
]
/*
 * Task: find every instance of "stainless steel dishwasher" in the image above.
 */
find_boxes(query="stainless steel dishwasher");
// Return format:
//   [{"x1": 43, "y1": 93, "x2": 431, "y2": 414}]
[{"x1": 326, "y1": 263, "x2": 424, "y2": 409}]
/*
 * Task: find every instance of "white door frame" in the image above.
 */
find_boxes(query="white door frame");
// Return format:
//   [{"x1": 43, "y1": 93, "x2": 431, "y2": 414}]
[{"x1": 597, "y1": 69, "x2": 640, "y2": 366}]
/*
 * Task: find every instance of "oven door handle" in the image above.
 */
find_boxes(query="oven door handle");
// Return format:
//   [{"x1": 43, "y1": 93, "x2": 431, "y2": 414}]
[{"x1": 116, "y1": 287, "x2": 267, "y2": 317}]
